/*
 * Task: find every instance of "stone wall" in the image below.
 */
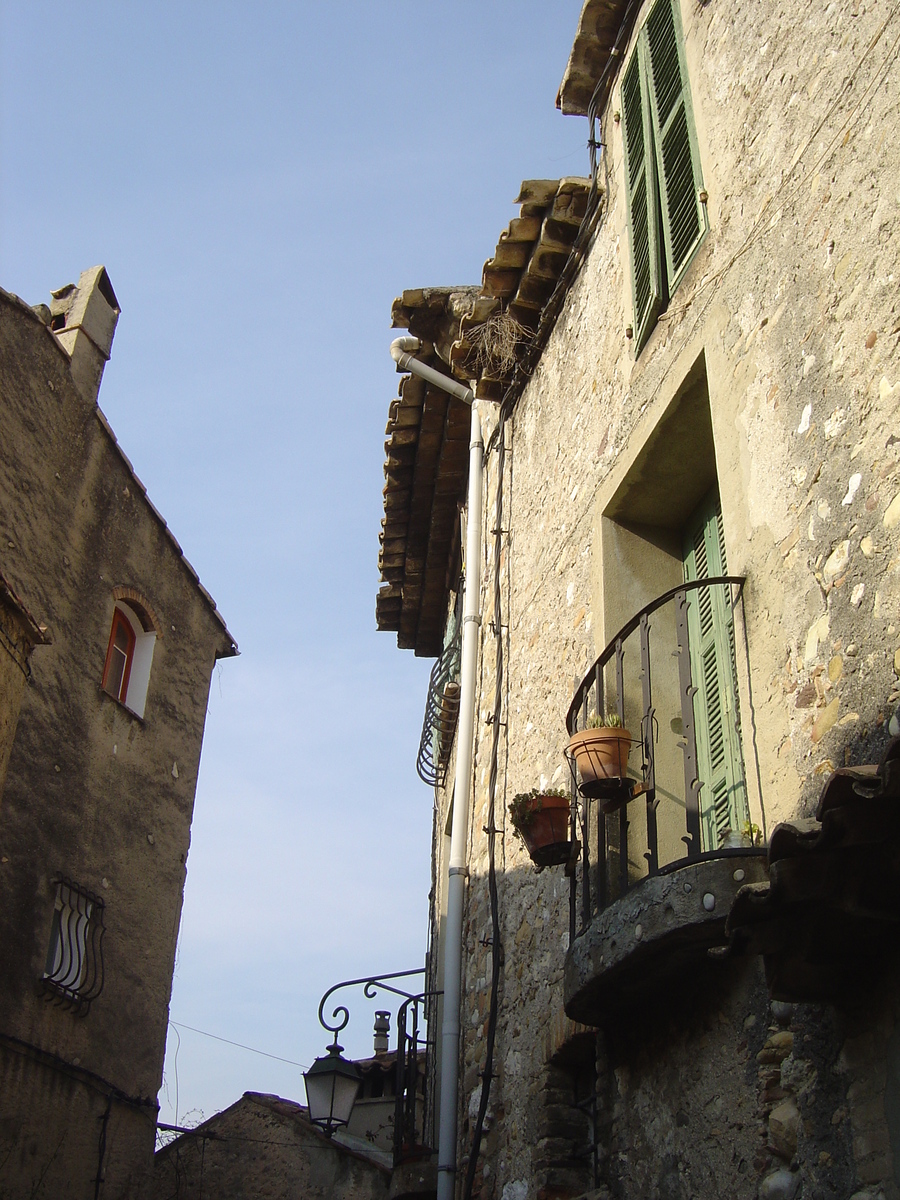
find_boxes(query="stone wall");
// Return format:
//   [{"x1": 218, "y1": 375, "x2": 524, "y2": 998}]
[
  {"x1": 428, "y1": 0, "x2": 900, "y2": 1197},
  {"x1": 0, "y1": 286, "x2": 234, "y2": 1198},
  {"x1": 150, "y1": 1093, "x2": 391, "y2": 1200},
  {"x1": 0, "y1": 585, "x2": 41, "y2": 801}
]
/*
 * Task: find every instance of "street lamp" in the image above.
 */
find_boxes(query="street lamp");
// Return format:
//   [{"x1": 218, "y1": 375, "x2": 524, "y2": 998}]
[
  {"x1": 303, "y1": 1037, "x2": 362, "y2": 1137},
  {"x1": 304, "y1": 968, "x2": 429, "y2": 1145}
]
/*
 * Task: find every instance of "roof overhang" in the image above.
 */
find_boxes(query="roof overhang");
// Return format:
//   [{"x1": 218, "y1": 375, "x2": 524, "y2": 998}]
[
  {"x1": 377, "y1": 289, "x2": 477, "y2": 656},
  {"x1": 453, "y1": 178, "x2": 590, "y2": 401},
  {"x1": 557, "y1": 0, "x2": 633, "y2": 118},
  {"x1": 377, "y1": 180, "x2": 591, "y2": 656}
]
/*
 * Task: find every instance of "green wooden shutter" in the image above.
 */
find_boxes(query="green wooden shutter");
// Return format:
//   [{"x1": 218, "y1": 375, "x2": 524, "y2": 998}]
[
  {"x1": 621, "y1": 51, "x2": 662, "y2": 351},
  {"x1": 644, "y1": 0, "x2": 707, "y2": 289},
  {"x1": 683, "y1": 490, "x2": 747, "y2": 851}
]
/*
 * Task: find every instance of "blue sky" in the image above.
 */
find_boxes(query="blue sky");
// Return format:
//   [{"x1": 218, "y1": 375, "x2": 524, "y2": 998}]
[{"x1": 1, "y1": 1, "x2": 589, "y2": 1127}]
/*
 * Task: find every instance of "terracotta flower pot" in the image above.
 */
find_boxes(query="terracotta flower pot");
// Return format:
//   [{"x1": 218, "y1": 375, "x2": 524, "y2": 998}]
[
  {"x1": 568, "y1": 727, "x2": 632, "y2": 799},
  {"x1": 516, "y1": 794, "x2": 572, "y2": 868}
]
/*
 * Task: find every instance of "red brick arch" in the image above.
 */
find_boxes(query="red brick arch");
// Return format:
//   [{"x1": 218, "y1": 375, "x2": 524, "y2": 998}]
[{"x1": 111, "y1": 587, "x2": 162, "y2": 638}]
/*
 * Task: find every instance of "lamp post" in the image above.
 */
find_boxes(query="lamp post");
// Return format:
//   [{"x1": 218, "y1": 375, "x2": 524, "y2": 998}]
[
  {"x1": 303, "y1": 1037, "x2": 363, "y2": 1137},
  {"x1": 304, "y1": 968, "x2": 434, "y2": 1153}
]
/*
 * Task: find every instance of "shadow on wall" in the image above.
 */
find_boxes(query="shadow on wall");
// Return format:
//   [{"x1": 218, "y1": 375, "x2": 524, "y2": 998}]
[{"x1": 459, "y1": 821, "x2": 900, "y2": 1200}]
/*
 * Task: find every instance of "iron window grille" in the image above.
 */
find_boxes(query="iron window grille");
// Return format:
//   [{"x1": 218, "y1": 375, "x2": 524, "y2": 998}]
[
  {"x1": 416, "y1": 593, "x2": 463, "y2": 787},
  {"x1": 42, "y1": 878, "x2": 105, "y2": 1015}
]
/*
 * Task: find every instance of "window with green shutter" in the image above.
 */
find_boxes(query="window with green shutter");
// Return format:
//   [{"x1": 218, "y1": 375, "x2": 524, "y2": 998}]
[
  {"x1": 683, "y1": 489, "x2": 747, "y2": 851},
  {"x1": 621, "y1": 0, "x2": 707, "y2": 353}
]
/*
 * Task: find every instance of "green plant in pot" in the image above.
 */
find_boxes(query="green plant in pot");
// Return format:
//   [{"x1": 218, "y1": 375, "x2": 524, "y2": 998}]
[
  {"x1": 567, "y1": 711, "x2": 632, "y2": 800},
  {"x1": 508, "y1": 787, "x2": 572, "y2": 868}
]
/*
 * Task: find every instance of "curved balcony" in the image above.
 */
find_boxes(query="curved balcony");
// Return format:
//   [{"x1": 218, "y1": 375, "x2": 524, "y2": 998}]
[
  {"x1": 416, "y1": 619, "x2": 461, "y2": 787},
  {"x1": 562, "y1": 577, "x2": 768, "y2": 1024}
]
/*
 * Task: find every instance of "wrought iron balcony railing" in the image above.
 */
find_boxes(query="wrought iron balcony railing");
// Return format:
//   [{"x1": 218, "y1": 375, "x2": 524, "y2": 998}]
[
  {"x1": 417, "y1": 616, "x2": 462, "y2": 787},
  {"x1": 564, "y1": 577, "x2": 764, "y2": 943}
]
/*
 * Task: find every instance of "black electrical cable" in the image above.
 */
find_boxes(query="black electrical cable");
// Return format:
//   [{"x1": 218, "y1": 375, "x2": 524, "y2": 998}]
[
  {"x1": 465, "y1": 11, "x2": 900, "y2": 1191},
  {"x1": 0, "y1": 1029, "x2": 156, "y2": 1112},
  {"x1": 94, "y1": 1094, "x2": 113, "y2": 1200},
  {"x1": 462, "y1": 401, "x2": 510, "y2": 1200},
  {"x1": 462, "y1": 8, "x2": 647, "y2": 1182}
]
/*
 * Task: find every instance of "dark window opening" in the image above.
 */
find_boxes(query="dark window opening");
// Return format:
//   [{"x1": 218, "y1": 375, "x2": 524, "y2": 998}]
[{"x1": 41, "y1": 879, "x2": 105, "y2": 1015}]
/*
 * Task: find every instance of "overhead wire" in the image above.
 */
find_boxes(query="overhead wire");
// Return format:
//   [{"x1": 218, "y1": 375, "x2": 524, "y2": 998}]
[
  {"x1": 165, "y1": 7, "x2": 900, "y2": 1187},
  {"x1": 168, "y1": 1020, "x2": 309, "y2": 1070}
]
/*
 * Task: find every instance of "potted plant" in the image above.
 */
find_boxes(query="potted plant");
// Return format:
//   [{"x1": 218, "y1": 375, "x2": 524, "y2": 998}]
[
  {"x1": 567, "y1": 712, "x2": 632, "y2": 798},
  {"x1": 508, "y1": 788, "x2": 572, "y2": 867}
]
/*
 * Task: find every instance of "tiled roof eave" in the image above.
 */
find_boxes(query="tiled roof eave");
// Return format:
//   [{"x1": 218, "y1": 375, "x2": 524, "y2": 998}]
[
  {"x1": 377, "y1": 177, "x2": 597, "y2": 656},
  {"x1": 377, "y1": 364, "x2": 469, "y2": 656},
  {"x1": 557, "y1": 0, "x2": 634, "y2": 117}
]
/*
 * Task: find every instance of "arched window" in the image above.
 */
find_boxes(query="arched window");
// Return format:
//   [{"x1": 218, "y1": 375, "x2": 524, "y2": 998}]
[
  {"x1": 101, "y1": 598, "x2": 157, "y2": 718},
  {"x1": 102, "y1": 608, "x2": 135, "y2": 702}
]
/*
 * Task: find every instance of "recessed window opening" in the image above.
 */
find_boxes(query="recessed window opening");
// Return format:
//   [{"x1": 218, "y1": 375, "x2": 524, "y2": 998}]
[
  {"x1": 42, "y1": 879, "x2": 105, "y2": 1014},
  {"x1": 103, "y1": 608, "x2": 135, "y2": 702},
  {"x1": 600, "y1": 362, "x2": 748, "y2": 861},
  {"x1": 101, "y1": 598, "x2": 157, "y2": 718}
]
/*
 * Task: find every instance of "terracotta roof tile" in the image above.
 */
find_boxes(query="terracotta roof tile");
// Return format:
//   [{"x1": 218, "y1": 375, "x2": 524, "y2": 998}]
[
  {"x1": 557, "y1": 0, "x2": 632, "y2": 117},
  {"x1": 377, "y1": 180, "x2": 591, "y2": 654}
]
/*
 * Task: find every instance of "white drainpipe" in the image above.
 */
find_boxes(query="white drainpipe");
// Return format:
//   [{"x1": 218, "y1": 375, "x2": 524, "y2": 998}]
[{"x1": 389, "y1": 337, "x2": 483, "y2": 1200}]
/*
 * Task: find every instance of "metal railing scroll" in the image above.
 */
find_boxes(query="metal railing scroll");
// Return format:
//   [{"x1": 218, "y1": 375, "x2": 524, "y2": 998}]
[
  {"x1": 563, "y1": 577, "x2": 765, "y2": 943},
  {"x1": 316, "y1": 968, "x2": 440, "y2": 1164}
]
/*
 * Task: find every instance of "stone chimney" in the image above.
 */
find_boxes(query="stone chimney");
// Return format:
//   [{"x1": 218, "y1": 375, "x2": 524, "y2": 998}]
[
  {"x1": 49, "y1": 265, "x2": 120, "y2": 403},
  {"x1": 374, "y1": 1010, "x2": 390, "y2": 1056}
]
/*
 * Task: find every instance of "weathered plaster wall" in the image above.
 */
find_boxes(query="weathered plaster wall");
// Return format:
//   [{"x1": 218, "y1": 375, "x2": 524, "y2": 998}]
[
  {"x1": 0, "y1": 591, "x2": 39, "y2": 802},
  {"x1": 150, "y1": 1093, "x2": 391, "y2": 1200},
  {"x1": 0, "y1": 289, "x2": 233, "y2": 1198},
  {"x1": 429, "y1": 0, "x2": 900, "y2": 1197}
]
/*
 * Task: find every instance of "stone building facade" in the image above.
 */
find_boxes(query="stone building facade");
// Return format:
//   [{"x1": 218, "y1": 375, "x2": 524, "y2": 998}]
[
  {"x1": 377, "y1": 2, "x2": 900, "y2": 1198},
  {"x1": 150, "y1": 1092, "x2": 391, "y2": 1200},
  {"x1": 0, "y1": 269, "x2": 236, "y2": 1198}
]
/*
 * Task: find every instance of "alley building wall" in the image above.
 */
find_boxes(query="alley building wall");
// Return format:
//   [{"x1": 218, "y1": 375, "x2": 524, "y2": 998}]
[
  {"x1": 0, "y1": 275, "x2": 236, "y2": 1198},
  {"x1": 150, "y1": 1093, "x2": 391, "y2": 1200},
  {"x1": 380, "y1": 0, "x2": 900, "y2": 1197}
]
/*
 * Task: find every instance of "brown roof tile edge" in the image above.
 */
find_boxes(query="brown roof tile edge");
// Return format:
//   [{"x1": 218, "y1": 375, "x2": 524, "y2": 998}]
[
  {"x1": 556, "y1": 0, "x2": 633, "y2": 117},
  {"x1": 155, "y1": 1091, "x2": 387, "y2": 1172},
  {"x1": 451, "y1": 178, "x2": 591, "y2": 395},
  {"x1": 378, "y1": 180, "x2": 598, "y2": 652},
  {"x1": 377, "y1": 364, "x2": 468, "y2": 655},
  {"x1": 91, "y1": 407, "x2": 238, "y2": 657}
]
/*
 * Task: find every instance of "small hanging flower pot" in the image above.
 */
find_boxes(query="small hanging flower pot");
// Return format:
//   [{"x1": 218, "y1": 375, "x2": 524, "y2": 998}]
[
  {"x1": 568, "y1": 713, "x2": 632, "y2": 801},
  {"x1": 508, "y1": 789, "x2": 572, "y2": 867}
]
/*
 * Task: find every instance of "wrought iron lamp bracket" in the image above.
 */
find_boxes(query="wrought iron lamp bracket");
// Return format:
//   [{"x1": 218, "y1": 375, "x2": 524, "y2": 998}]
[{"x1": 317, "y1": 968, "x2": 430, "y2": 1045}]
